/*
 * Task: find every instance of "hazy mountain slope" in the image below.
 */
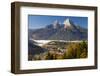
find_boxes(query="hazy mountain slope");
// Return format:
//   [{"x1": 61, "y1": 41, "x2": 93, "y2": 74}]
[{"x1": 28, "y1": 40, "x2": 47, "y2": 55}]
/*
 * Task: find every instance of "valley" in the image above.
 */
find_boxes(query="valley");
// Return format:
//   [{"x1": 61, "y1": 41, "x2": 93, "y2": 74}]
[{"x1": 28, "y1": 39, "x2": 88, "y2": 60}]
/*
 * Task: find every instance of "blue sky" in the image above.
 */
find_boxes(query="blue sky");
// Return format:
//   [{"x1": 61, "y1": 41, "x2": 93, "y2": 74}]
[{"x1": 28, "y1": 15, "x2": 88, "y2": 29}]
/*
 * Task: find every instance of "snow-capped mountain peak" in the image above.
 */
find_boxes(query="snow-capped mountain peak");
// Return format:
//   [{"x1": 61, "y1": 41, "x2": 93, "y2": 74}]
[
  {"x1": 63, "y1": 18, "x2": 73, "y2": 29},
  {"x1": 53, "y1": 20, "x2": 60, "y2": 29}
]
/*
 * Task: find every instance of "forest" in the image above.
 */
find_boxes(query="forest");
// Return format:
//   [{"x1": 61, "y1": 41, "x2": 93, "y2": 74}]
[{"x1": 28, "y1": 41, "x2": 88, "y2": 60}]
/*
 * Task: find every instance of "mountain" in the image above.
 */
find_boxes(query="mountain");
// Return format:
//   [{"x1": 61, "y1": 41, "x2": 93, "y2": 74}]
[
  {"x1": 52, "y1": 20, "x2": 60, "y2": 29},
  {"x1": 28, "y1": 39, "x2": 47, "y2": 55},
  {"x1": 29, "y1": 18, "x2": 87, "y2": 41},
  {"x1": 64, "y1": 18, "x2": 74, "y2": 29}
]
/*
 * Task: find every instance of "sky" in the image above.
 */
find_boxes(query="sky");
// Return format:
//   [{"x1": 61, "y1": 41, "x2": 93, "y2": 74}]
[{"x1": 28, "y1": 15, "x2": 88, "y2": 29}]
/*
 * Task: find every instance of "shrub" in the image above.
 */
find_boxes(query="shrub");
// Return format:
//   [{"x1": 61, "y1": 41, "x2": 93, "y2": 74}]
[
  {"x1": 80, "y1": 51, "x2": 87, "y2": 58},
  {"x1": 33, "y1": 54, "x2": 40, "y2": 60}
]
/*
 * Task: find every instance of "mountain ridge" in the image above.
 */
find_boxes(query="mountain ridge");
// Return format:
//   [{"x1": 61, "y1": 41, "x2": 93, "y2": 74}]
[{"x1": 29, "y1": 18, "x2": 87, "y2": 41}]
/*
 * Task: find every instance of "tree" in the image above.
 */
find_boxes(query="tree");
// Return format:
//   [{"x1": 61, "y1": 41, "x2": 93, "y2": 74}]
[{"x1": 64, "y1": 41, "x2": 88, "y2": 59}]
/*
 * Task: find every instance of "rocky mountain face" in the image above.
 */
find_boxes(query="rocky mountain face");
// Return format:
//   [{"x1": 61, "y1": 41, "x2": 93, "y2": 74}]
[{"x1": 29, "y1": 18, "x2": 87, "y2": 41}]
